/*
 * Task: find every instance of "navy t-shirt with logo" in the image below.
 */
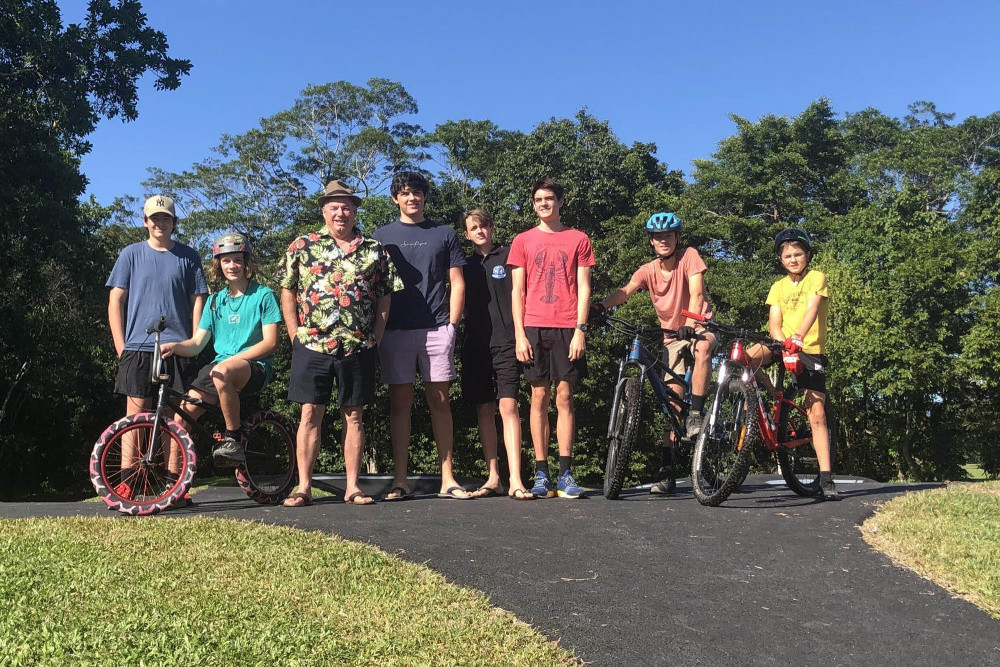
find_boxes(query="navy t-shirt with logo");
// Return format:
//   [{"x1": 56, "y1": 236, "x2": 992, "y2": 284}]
[
  {"x1": 463, "y1": 244, "x2": 515, "y2": 349},
  {"x1": 373, "y1": 219, "x2": 466, "y2": 330}
]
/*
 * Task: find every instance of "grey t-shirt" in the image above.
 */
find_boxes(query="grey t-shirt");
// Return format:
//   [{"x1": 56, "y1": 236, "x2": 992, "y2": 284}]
[
  {"x1": 373, "y1": 219, "x2": 465, "y2": 330},
  {"x1": 106, "y1": 241, "x2": 208, "y2": 351}
]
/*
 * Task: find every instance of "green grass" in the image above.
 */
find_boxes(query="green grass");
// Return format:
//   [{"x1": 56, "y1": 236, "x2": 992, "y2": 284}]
[
  {"x1": 0, "y1": 517, "x2": 578, "y2": 666},
  {"x1": 961, "y1": 464, "x2": 990, "y2": 480},
  {"x1": 862, "y1": 482, "x2": 1000, "y2": 619}
]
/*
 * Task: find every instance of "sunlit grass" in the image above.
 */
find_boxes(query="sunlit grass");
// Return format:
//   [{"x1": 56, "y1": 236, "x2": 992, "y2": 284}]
[
  {"x1": 861, "y1": 482, "x2": 1000, "y2": 619},
  {"x1": 0, "y1": 517, "x2": 578, "y2": 666}
]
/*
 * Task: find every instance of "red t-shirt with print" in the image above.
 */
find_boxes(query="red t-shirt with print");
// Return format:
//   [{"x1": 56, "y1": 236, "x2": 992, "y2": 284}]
[{"x1": 508, "y1": 226, "x2": 596, "y2": 328}]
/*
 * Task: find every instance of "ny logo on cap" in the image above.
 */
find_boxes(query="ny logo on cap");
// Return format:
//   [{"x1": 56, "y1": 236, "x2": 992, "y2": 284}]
[{"x1": 156, "y1": 197, "x2": 166, "y2": 207}]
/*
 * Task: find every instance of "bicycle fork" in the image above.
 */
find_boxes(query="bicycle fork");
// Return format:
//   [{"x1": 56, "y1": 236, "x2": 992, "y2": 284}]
[
  {"x1": 142, "y1": 323, "x2": 171, "y2": 466},
  {"x1": 607, "y1": 335, "x2": 647, "y2": 438}
]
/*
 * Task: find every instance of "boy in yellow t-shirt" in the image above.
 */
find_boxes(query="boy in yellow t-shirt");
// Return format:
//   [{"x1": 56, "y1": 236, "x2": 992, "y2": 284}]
[{"x1": 749, "y1": 229, "x2": 839, "y2": 501}]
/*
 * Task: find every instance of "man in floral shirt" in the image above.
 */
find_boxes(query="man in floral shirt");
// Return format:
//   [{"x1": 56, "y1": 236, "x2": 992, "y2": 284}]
[{"x1": 279, "y1": 179, "x2": 402, "y2": 507}]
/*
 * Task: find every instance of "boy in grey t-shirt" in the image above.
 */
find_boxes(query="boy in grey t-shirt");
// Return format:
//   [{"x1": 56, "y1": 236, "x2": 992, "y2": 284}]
[{"x1": 106, "y1": 195, "x2": 208, "y2": 498}]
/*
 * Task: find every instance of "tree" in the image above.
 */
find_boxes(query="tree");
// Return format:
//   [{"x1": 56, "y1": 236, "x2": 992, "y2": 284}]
[
  {"x1": 0, "y1": 0, "x2": 190, "y2": 497},
  {"x1": 144, "y1": 78, "x2": 426, "y2": 260},
  {"x1": 687, "y1": 99, "x2": 1000, "y2": 480}
]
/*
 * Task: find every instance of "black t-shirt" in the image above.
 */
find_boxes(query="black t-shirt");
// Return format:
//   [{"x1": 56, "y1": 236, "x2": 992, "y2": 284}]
[{"x1": 463, "y1": 244, "x2": 515, "y2": 349}]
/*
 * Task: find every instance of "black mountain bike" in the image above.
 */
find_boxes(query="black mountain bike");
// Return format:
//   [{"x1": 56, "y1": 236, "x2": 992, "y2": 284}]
[
  {"x1": 602, "y1": 314, "x2": 692, "y2": 499},
  {"x1": 90, "y1": 317, "x2": 297, "y2": 515}
]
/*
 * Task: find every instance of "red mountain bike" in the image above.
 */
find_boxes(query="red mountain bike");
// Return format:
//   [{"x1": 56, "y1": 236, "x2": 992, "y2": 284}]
[{"x1": 681, "y1": 310, "x2": 836, "y2": 507}]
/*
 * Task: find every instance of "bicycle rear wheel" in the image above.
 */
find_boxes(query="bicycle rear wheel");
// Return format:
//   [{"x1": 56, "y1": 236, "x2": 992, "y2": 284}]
[
  {"x1": 777, "y1": 397, "x2": 836, "y2": 497},
  {"x1": 236, "y1": 410, "x2": 297, "y2": 504},
  {"x1": 90, "y1": 413, "x2": 196, "y2": 515},
  {"x1": 691, "y1": 376, "x2": 758, "y2": 506},
  {"x1": 604, "y1": 378, "x2": 642, "y2": 499}
]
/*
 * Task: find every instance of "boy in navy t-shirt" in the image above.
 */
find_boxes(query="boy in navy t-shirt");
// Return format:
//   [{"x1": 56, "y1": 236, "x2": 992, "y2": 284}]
[{"x1": 373, "y1": 171, "x2": 470, "y2": 500}]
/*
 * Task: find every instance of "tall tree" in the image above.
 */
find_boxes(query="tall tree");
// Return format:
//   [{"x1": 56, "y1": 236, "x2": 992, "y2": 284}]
[
  {"x1": 144, "y1": 78, "x2": 426, "y2": 260},
  {"x1": 0, "y1": 0, "x2": 190, "y2": 497}
]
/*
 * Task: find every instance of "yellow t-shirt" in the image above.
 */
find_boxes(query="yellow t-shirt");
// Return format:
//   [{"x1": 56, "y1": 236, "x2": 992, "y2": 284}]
[{"x1": 765, "y1": 269, "x2": 829, "y2": 354}]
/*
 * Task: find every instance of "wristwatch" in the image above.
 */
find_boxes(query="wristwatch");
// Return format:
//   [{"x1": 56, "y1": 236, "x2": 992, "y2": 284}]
[{"x1": 576, "y1": 323, "x2": 588, "y2": 333}]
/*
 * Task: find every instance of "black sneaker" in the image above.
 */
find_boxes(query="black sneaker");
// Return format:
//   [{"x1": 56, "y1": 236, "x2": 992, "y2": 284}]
[
  {"x1": 820, "y1": 478, "x2": 841, "y2": 501},
  {"x1": 650, "y1": 467, "x2": 676, "y2": 495},
  {"x1": 685, "y1": 412, "x2": 704, "y2": 442},
  {"x1": 212, "y1": 434, "x2": 246, "y2": 466}
]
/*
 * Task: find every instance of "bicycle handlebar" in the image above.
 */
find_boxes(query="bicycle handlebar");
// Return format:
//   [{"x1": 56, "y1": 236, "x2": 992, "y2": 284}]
[
  {"x1": 602, "y1": 313, "x2": 677, "y2": 339},
  {"x1": 146, "y1": 316, "x2": 167, "y2": 335},
  {"x1": 679, "y1": 310, "x2": 781, "y2": 349}
]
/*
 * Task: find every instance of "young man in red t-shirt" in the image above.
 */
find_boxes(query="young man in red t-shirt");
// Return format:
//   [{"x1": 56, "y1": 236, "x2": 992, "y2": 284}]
[
  {"x1": 509, "y1": 178, "x2": 595, "y2": 499},
  {"x1": 594, "y1": 212, "x2": 716, "y2": 494}
]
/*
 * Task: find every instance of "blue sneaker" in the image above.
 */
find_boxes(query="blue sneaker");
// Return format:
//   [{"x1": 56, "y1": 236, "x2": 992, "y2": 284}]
[
  {"x1": 530, "y1": 471, "x2": 555, "y2": 498},
  {"x1": 557, "y1": 471, "x2": 586, "y2": 499}
]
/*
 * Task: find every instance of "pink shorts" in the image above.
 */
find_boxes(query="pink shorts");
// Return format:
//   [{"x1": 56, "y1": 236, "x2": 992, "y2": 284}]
[{"x1": 379, "y1": 324, "x2": 457, "y2": 384}]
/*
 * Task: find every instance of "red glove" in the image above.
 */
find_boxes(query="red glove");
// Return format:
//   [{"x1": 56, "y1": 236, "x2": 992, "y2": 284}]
[
  {"x1": 782, "y1": 335, "x2": 803, "y2": 353},
  {"x1": 783, "y1": 352, "x2": 804, "y2": 375}
]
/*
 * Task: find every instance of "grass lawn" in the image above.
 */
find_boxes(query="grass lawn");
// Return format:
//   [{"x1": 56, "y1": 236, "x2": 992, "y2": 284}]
[
  {"x1": 0, "y1": 517, "x2": 578, "y2": 666},
  {"x1": 861, "y1": 481, "x2": 1000, "y2": 619}
]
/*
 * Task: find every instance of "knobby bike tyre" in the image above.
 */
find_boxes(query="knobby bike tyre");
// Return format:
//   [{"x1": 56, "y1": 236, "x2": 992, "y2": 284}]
[
  {"x1": 90, "y1": 412, "x2": 196, "y2": 515},
  {"x1": 236, "y1": 410, "x2": 298, "y2": 504},
  {"x1": 604, "y1": 378, "x2": 642, "y2": 499},
  {"x1": 777, "y1": 396, "x2": 837, "y2": 497},
  {"x1": 691, "y1": 377, "x2": 759, "y2": 506}
]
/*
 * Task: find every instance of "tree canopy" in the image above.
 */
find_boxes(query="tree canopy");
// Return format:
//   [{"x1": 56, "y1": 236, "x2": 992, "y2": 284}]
[
  {"x1": 0, "y1": 0, "x2": 190, "y2": 497},
  {"x1": 3, "y1": 49, "x2": 998, "y2": 494}
]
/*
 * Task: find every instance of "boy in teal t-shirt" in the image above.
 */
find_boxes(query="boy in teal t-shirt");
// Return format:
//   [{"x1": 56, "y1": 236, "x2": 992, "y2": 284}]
[{"x1": 162, "y1": 233, "x2": 282, "y2": 466}]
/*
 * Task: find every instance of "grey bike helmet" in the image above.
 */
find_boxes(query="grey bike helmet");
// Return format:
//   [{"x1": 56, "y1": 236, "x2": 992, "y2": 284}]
[{"x1": 212, "y1": 233, "x2": 251, "y2": 258}]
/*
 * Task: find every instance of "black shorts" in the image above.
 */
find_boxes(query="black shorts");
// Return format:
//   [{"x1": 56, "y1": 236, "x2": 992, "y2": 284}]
[
  {"x1": 189, "y1": 361, "x2": 267, "y2": 397},
  {"x1": 114, "y1": 350, "x2": 197, "y2": 398},
  {"x1": 793, "y1": 352, "x2": 828, "y2": 394},
  {"x1": 462, "y1": 342, "x2": 520, "y2": 404},
  {"x1": 524, "y1": 327, "x2": 587, "y2": 383},
  {"x1": 287, "y1": 341, "x2": 376, "y2": 408}
]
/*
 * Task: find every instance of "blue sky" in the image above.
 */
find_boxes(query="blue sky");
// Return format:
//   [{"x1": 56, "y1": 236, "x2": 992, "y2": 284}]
[{"x1": 61, "y1": 0, "x2": 1000, "y2": 206}]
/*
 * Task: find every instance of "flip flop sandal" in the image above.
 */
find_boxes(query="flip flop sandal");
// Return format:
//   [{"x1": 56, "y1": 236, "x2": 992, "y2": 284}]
[
  {"x1": 510, "y1": 488, "x2": 535, "y2": 500},
  {"x1": 382, "y1": 486, "x2": 414, "y2": 502},
  {"x1": 471, "y1": 485, "x2": 504, "y2": 498},
  {"x1": 345, "y1": 491, "x2": 375, "y2": 505},
  {"x1": 282, "y1": 492, "x2": 313, "y2": 507},
  {"x1": 437, "y1": 485, "x2": 473, "y2": 499}
]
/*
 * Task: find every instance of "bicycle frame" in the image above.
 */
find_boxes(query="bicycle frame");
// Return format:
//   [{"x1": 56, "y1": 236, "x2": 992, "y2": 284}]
[
  {"x1": 607, "y1": 327, "x2": 690, "y2": 441},
  {"x1": 141, "y1": 319, "x2": 225, "y2": 465},
  {"x1": 697, "y1": 321, "x2": 812, "y2": 454}
]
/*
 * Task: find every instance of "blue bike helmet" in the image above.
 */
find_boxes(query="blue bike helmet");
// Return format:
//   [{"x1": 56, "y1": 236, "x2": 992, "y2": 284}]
[{"x1": 645, "y1": 212, "x2": 682, "y2": 234}]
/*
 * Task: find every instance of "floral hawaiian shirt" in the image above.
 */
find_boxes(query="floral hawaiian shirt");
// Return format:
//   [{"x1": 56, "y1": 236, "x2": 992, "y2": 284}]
[{"x1": 280, "y1": 228, "x2": 403, "y2": 356}]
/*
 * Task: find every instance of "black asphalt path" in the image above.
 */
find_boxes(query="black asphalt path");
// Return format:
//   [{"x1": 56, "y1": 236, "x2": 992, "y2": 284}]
[{"x1": 3, "y1": 476, "x2": 998, "y2": 666}]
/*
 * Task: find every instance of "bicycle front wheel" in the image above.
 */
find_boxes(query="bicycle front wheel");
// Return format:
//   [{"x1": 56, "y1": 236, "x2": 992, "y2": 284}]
[
  {"x1": 236, "y1": 410, "x2": 297, "y2": 504},
  {"x1": 604, "y1": 377, "x2": 642, "y2": 499},
  {"x1": 777, "y1": 397, "x2": 836, "y2": 498},
  {"x1": 692, "y1": 377, "x2": 758, "y2": 506},
  {"x1": 90, "y1": 413, "x2": 196, "y2": 515}
]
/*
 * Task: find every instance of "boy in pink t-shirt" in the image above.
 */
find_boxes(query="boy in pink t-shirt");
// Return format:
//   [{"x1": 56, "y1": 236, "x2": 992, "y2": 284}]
[
  {"x1": 594, "y1": 212, "x2": 716, "y2": 494},
  {"x1": 509, "y1": 178, "x2": 595, "y2": 499}
]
